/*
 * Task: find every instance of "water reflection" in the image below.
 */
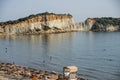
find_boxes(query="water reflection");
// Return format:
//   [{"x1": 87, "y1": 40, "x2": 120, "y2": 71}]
[{"x1": 0, "y1": 32, "x2": 120, "y2": 80}]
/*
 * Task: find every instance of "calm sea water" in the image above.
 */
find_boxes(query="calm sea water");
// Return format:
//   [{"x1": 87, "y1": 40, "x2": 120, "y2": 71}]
[{"x1": 0, "y1": 32, "x2": 120, "y2": 80}]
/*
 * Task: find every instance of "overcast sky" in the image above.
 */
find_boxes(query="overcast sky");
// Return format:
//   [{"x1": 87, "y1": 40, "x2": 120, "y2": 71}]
[{"x1": 0, "y1": 0, "x2": 120, "y2": 22}]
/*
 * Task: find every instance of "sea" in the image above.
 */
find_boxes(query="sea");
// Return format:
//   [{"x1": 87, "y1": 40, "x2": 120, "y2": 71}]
[{"x1": 0, "y1": 32, "x2": 120, "y2": 80}]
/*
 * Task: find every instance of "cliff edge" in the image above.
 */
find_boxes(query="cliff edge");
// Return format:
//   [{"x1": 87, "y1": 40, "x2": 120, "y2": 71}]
[
  {"x1": 76, "y1": 17, "x2": 120, "y2": 32},
  {"x1": 0, "y1": 12, "x2": 77, "y2": 34},
  {"x1": 1, "y1": 13, "x2": 120, "y2": 34}
]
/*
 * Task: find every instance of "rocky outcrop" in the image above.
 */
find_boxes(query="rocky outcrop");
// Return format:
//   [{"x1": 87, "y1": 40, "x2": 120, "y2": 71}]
[
  {"x1": 76, "y1": 18, "x2": 120, "y2": 32},
  {"x1": 76, "y1": 18, "x2": 96, "y2": 31},
  {"x1": 0, "y1": 12, "x2": 77, "y2": 34},
  {"x1": 90, "y1": 18, "x2": 120, "y2": 31},
  {"x1": 1, "y1": 13, "x2": 120, "y2": 34}
]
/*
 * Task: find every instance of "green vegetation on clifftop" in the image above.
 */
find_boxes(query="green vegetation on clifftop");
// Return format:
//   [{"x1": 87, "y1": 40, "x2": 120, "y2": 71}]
[
  {"x1": 90, "y1": 17, "x2": 120, "y2": 31},
  {"x1": 94, "y1": 17, "x2": 120, "y2": 26},
  {"x1": 0, "y1": 12, "x2": 72, "y2": 26}
]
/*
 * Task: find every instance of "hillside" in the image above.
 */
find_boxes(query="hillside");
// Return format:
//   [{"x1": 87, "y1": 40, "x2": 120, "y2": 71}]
[
  {"x1": 90, "y1": 17, "x2": 120, "y2": 31},
  {"x1": 76, "y1": 17, "x2": 120, "y2": 32}
]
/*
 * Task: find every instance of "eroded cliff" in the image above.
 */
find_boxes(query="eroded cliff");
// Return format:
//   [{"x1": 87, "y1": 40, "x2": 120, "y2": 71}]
[
  {"x1": 1, "y1": 13, "x2": 120, "y2": 34},
  {"x1": 0, "y1": 12, "x2": 77, "y2": 34},
  {"x1": 76, "y1": 18, "x2": 120, "y2": 32}
]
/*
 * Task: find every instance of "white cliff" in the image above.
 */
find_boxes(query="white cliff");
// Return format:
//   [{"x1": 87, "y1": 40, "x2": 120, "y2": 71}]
[
  {"x1": 0, "y1": 12, "x2": 76, "y2": 34},
  {"x1": 0, "y1": 14, "x2": 120, "y2": 34}
]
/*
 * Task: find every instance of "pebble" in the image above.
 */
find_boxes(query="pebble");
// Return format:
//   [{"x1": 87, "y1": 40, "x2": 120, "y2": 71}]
[
  {"x1": 0, "y1": 61, "x2": 85, "y2": 80},
  {"x1": 0, "y1": 62, "x2": 59, "y2": 79}
]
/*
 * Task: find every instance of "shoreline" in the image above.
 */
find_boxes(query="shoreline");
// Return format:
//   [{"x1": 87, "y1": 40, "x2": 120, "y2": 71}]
[
  {"x1": 0, "y1": 30, "x2": 82, "y2": 36},
  {"x1": 0, "y1": 61, "x2": 58, "y2": 80},
  {"x1": 0, "y1": 61, "x2": 85, "y2": 80}
]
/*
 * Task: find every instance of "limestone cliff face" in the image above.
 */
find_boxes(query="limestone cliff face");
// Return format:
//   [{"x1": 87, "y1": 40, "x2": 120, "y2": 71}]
[
  {"x1": 76, "y1": 18, "x2": 120, "y2": 32},
  {"x1": 0, "y1": 12, "x2": 76, "y2": 34},
  {"x1": 1, "y1": 14, "x2": 119, "y2": 34},
  {"x1": 76, "y1": 18, "x2": 96, "y2": 31}
]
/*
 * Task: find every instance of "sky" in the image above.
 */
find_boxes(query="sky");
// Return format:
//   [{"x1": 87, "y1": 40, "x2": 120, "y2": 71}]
[{"x1": 0, "y1": 0, "x2": 120, "y2": 22}]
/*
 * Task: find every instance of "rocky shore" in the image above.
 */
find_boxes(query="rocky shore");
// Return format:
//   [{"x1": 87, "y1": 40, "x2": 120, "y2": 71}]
[
  {"x1": 0, "y1": 62, "x2": 85, "y2": 80},
  {"x1": 0, "y1": 61, "x2": 59, "y2": 80}
]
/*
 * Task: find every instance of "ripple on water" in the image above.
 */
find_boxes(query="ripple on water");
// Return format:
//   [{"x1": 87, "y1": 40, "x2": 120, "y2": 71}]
[{"x1": 1, "y1": 32, "x2": 120, "y2": 80}]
